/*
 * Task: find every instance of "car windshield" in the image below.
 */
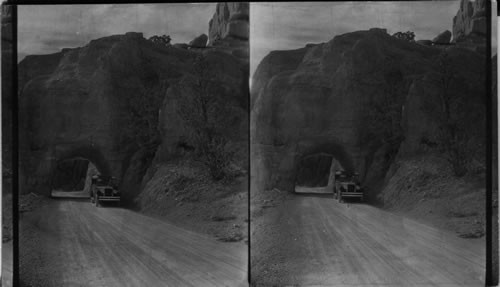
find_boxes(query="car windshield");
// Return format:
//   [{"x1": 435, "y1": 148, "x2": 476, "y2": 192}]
[{"x1": 337, "y1": 172, "x2": 359, "y2": 183}]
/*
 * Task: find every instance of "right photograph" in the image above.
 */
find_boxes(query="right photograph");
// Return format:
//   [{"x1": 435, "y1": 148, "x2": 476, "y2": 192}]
[{"x1": 250, "y1": 1, "x2": 489, "y2": 286}]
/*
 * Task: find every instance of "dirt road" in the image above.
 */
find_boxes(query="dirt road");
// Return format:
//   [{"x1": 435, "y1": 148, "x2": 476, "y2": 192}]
[
  {"x1": 2, "y1": 240, "x2": 13, "y2": 286},
  {"x1": 20, "y1": 196, "x2": 247, "y2": 287},
  {"x1": 251, "y1": 193, "x2": 485, "y2": 286}
]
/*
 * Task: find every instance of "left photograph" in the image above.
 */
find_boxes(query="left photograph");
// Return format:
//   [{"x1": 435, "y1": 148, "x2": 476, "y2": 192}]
[{"x1": 17, "y1": 3, "x2": 249, "y2": 286}]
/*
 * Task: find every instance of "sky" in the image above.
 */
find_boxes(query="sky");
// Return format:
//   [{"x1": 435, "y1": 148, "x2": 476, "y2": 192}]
[
  {"x1": 250, "y1": 1, "x2": 464, "y2": 78},
  {"x1": 18, "y1": 4, "x2": 216, "y2": 61},
  {"x1": 17, "y1": 2, "x2": 495, "y2": 70}
]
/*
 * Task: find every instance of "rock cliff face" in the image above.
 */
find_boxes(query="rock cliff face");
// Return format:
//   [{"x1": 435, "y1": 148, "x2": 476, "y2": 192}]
[
  {"x1": 251, "y1": 28, "x2": 485, "y2": 199},
  {"x1": 208, "y1": 2, "x2": 249, "y2": 45},
  {"x1": 21, "y1": 33, "x2": 158, "y2": 194},
  {"x1": 19, "y1": 28, "x2": 248, "y2": 198},
  {"x1": 452, "y1": 0, "x2": 486, "y2": 42}
]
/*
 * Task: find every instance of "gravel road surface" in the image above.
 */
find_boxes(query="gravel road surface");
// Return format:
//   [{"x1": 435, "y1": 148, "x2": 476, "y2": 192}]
[
  {"x1": 20, "y1": 197, "x2": 247, "y2": 287},
  {"x1": 252, "y1": 193, "x2": 485, "y2": 286}
]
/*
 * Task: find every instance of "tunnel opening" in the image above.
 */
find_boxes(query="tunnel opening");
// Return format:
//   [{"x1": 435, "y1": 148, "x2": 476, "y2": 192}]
[
  {"x1": 47, "y1": 145, "x2": 115, "y2": 198},
  {"x1": 294, "y1": 153, "x2": 344, "y2": 194},
  {"x1": 50, "y1": 158, "x2": 101, "y2": 198}
]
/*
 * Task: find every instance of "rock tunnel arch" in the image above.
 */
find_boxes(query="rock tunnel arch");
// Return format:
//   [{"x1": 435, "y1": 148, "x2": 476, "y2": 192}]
[
  {"x1": 251, "y1": 138, "x2": 362, "y2": 194},
  {"x1": 294, "y1": 153, "x2": 343, "y2": 193},
  {"x1": 48, "y1": 145, "x2": 116, "y2": 196},
  {"x1": 54, "y1": 145, "x2": 112, "y2": 178},
  {"x1": 295, "y1": 141, "x2": 355, "y2": 172},
  {"x1": 292, "y1": 141, "x2": 356, "y2": 193},
  {"x1": 18, "y1": 142, "x2": 125, "y2": 197},
  {"x1": 51, "y1": 157, "x2": 94, "y2": 192}
]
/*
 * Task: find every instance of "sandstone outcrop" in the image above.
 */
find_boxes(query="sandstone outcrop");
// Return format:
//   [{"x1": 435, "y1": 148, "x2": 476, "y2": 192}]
[
  {"x1": 452, "y1": 0, "x2": 486, "y2": 42},
  {"x1": 208, "y1": 2, "x2": 249, "y2": 46},
  {"x1": 432, "y1": 30, "x2": 451, "y2": 44},
  {"x1": 18, "y1": 30, "x2": 248, "y2": 198},
  {"x1": 251, "y1": 28, "x2": 486, "y2": 199},
  {"x1": 189, "y1": 34, "x2": 208, "y2": 48}
]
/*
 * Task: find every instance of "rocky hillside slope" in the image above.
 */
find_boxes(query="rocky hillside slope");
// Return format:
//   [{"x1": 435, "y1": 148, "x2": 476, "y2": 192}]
[
  {"x1": 19, "y1": 34, "x2": 248, "y2": 192},
  {"x1": 251, "y1": 27, "x2": 485, "y2": 197}
]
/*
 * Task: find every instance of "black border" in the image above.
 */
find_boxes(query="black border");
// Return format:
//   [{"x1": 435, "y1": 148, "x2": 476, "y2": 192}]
[
  {"x1": 3, "y1": 1, "x2": 497, "y2": 286},
  {"x1": 10, "y1": 4, "x2": 19, "y2": 287},
  {"x1": 487, "y1": 0, "x2": 494, "y2": 285}
]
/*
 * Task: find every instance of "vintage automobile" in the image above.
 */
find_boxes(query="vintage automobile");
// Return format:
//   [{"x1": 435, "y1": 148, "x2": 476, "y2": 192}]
[
  {"x1": 333, "y1": 170, "x2": 363, "y2": 202},
  {"x1": 90, "y1": 175, "x2": 120, "y2": 207}
]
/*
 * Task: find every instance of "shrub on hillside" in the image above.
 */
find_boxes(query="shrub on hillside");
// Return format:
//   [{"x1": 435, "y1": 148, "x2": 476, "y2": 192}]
[
  {"x1": 177, "y1": 54, "x2": 234, "y2": 180},
  {"x1": 392, "y1": 31, "x2": 415, "y2": 42},
  {"x1": 148, "y1": 35, "x2": 172, "y2": 46},
  {"x1": 364, "y1": 56, "x2": 407, "y2": 161},
  {"x1": 422, "y1": 52, "x2": 485, "y2": 177}
]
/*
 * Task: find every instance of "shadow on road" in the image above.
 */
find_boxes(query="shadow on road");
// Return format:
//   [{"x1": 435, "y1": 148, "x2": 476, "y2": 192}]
[
  {"x1": 294, "y1": 186, "x2": 368, "y2": 205},
  {"x1": 20, "y1": 195, "x2": 248, "y2": 286},
  {"x1": 51, "y1": 190, "x2": 89, "y2": 199},
  {"x1": 293, "y1": 191, "x2": 367, "y2": 206},
  {"x1": 50, "y1": 197, "x2": 89, "y2": 202},
  {"x1": 50, "y1": 197, "x2": 122, "y2": 209},
  {"x1": 293, "y1": 192, "x2": 333, "y2": 198}
]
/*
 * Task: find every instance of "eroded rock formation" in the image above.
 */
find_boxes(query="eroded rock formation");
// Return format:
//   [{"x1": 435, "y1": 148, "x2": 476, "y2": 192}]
[
  {"x1": 19, "y1": 28, "x2": 248, "y2": 198},
  {"x1": 251, "y1": 28, "x2": 485, "y2": 200},
  {"x1": 189, "y1": 34, "x2": 208, "y2": 48},
  {"x1": 452, "y1": 0, "x2": 486, "y2": 42},
  {"x1": 20, "y1": 32, "x2": 170, "y2": 195},
  {"x1": 208, "y1": 2, "x2": 249, "y2": 45},
  {"x1": 432, "y1": 30, "x2": 452, "y2": 44}
]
